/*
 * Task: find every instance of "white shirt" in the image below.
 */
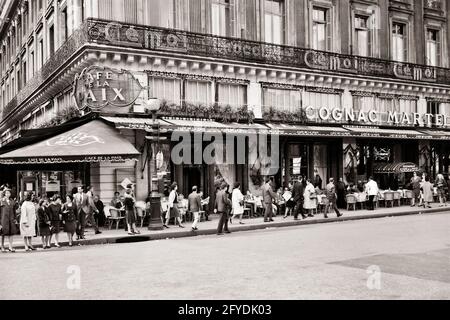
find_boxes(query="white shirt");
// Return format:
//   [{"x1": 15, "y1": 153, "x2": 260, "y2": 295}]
[{"x1": 366, "y1": 180, "x2": 379, "y2": 196}]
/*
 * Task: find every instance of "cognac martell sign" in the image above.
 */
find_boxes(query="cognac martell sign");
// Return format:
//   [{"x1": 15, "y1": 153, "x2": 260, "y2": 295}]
[{"x1": 73, "y1": 66, "x2": 142, "y2": 111}]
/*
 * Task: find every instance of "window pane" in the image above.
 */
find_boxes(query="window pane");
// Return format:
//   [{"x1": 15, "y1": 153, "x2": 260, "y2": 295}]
[
  {"x1": 272, "y1": 15, "x2": 282, "y2": 44},
  {"x1": 265, "y1": 13, "x2": 272, "y2": 43}
]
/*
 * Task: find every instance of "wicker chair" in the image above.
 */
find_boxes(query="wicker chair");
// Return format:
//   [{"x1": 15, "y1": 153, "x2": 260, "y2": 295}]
[
  {"x1": 384, "y1": 191, "x2": 394, "y2": 208},
  {"x1": 404, "y1": 190, "x2": 413, "y2": 205},
  {"x1": 393, "y1": 192, "x2": 401, "y2": 207},
  {"x1": 346, "y1": 194, "x2": 357, "y2": 211}
]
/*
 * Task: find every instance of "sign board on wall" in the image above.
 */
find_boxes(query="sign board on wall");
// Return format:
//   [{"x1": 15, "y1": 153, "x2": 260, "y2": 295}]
[{"x1": 73, "y1": 66, "x2": 143, "y2": 112}]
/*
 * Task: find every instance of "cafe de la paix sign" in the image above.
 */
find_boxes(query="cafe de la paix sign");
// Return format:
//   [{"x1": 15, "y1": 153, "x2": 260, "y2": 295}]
[{"x1": 73, "y1": 66, "x2": 142, "y2": 111}]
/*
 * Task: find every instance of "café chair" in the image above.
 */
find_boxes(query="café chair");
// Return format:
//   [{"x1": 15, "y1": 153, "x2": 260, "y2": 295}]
[
  {"x1": 346, "y1": 194, "x2": 357, "y2": 211},
  {"x1": 403, "y1": 190, "x2": 413, "y2": 205},
  {"x1": 384, "y1": 191, "x2": 394, "y2": 208},
  {"x1": 393, "y1": 192, "x2": 401, "y2": 207},
  {"x1": 104, "y1": 205, "x2": 125, "y2": 230}
]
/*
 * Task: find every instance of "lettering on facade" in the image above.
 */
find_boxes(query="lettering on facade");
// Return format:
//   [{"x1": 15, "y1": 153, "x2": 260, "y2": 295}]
[
  {"x1": 304, "y1": 106, "x2": 450, "y2": 128},
  {"x1": 73, "y1": 66, "x2": 143, "y2": 111}
]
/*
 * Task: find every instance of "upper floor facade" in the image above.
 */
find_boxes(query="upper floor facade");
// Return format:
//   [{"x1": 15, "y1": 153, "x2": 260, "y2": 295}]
[{"x1": 1, "y1": 0, "x2": 450, "y2": 144}]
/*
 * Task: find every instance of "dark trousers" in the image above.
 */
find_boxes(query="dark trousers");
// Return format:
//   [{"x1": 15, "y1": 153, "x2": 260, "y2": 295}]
[
  {"x1": 78, "y1": 210, "x2": 99, "y2": 236},
  {"x1": 293, "y1": 200, "x2": 304, "y2": 219},
  {"x1": 329, "y1": 199, "x2": 340, "y2": 215},
  {"x1": 77, "y1": 209, "x2": 86, "y2": 237},
  {"x1": 264, "y1": 202, "x2": 273, "y2": 221},
  {"x1": 217, "y1": 211, "x2": 229, "y2": 234},
  {"x1": 368, "y1": 196, "x2": 375, "y2": 210}
]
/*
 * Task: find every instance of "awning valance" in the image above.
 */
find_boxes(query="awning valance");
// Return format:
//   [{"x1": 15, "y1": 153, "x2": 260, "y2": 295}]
[
  {"x1": 266, "y1": 123, "x2": 351, "y2": 137},
  {"x1": 0, "y1": 120, "x2": 140, "y2": 164},
  {"x1": 101, "y1": 116, "x2": 173, "y2": 130},
  {"x1": 162, "y1": 118, "x2": 269, "y2": 134},
  {"x1": 373, "y1": 162, "x2": 420, "y2": 174}
]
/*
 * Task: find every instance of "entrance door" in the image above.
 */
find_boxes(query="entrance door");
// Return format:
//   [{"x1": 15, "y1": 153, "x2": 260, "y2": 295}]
[{"x1": 183, "y1": 166, "x2": 203, "y2": 195}]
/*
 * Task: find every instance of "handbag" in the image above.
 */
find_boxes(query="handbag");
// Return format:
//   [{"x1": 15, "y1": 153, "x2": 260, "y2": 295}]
[{"x1": 310, "y1": 193, "x2": 317, "y2": 199}]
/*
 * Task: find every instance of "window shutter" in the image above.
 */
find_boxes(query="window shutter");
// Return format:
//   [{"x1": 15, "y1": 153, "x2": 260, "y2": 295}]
[
  {"x1": 326, "y1": 8, "x2": 332, "y2": 51},
  {"x1": 437, "y1": 30, "x2": 441, "y2": 66}
]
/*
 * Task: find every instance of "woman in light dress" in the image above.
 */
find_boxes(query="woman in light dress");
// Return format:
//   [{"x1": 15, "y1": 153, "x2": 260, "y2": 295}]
[
  {"x1": 230, "y1": 182, "x2": 245, "y2": 225},
  {"x1": 303, "y1": 179, "x2": 317, "y2": 217},
  {"x1": 20, "y1": 192, "x2": 37, "y2": 252}
]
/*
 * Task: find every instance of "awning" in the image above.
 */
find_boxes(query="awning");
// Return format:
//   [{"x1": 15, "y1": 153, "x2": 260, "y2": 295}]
[
  {"x1": 266, "y1": 123, "x2": 351, "y2": 137},
  {"x1": 101, "y1": 116, "x2": 172, "y2": 130},
  {"x1": 417, "y1": 129, "x2": 450, "y2": 140},
  {"x1": 343, "y1": 126, "x2": 426, "y2": 140},
  {"x1": 0, "y1": 120, "x2": 140, "y2": 164},
  {"x1": 373, "y1": 162, "x2": 420, "y2": 174},
  {"x1": 162, "y1": 118, "x2": 269, "y2": 133}
]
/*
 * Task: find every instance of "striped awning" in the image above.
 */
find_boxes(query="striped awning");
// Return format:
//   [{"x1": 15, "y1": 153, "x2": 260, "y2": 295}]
[{"x1": 373, "y1": 162, "x2": 419, "y2": 174}]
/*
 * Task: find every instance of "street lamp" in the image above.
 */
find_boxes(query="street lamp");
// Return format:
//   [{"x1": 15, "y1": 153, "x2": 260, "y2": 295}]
[{"x1": 145, "y1": 98, "x2": 164, "y2": 230}]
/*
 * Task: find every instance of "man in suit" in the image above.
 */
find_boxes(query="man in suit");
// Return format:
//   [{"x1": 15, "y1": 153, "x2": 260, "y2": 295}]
[
  {"x1": 215, "y1": 182, "x2": 232, "y2": 235},
  {"x1": 292, "y1": 176, "x2": 306, "y2": 220},
  {"x1": 74, "y1": 186, "x2": 101, "y2": 239},
  {"x1": 262, "y1": 177, "x2": 278, "y2": 222},
  {"x1": 188, "y1": 186, "x2": 202, "y2": 231},
  {"x1": 325, "y1": 178, "x2": 343, "y2": 219}
]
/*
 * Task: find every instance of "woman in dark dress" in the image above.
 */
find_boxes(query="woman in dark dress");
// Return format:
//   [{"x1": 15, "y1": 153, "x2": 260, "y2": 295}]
[
  {"x1": 47, "y1": 195, "x2": 62, "y2": 248},
  {"x1": 62, "y1": 195, "x2": 78, "y2": 247},
  {"x1": 0, "y1": 189, "x2": 18, "y2": 253},
  {"x1": 124, "y1": 188, "x2": 140, "y2": 235},
  {"x1": 37, "y1": 199, "x2": 51, "y2": 249}
]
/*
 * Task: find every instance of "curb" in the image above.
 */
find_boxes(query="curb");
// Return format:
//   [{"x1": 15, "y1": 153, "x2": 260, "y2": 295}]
[{"x1": 9, "y1": 206, "x2": 450, "y2": 250}]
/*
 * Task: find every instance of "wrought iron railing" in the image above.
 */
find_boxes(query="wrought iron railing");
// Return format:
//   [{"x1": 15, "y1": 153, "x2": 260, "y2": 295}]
[
  {"x1": 85, "y1": 18, "x2": 450, "y2": 85},
  {"x1": 425, "y1": 0, "x2": 442, "y2": 10}
]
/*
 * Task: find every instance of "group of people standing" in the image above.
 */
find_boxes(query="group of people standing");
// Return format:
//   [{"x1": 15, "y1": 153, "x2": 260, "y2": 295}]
[
  {"x1": 0, "y1": 185, "x2": 102, "y2": 252},
  {"x1": 284, "y1": 176, "x2": 344, "y2": 219},
  {"x1": 410, "y1": 172, "x2": 449, "y2": 208}
]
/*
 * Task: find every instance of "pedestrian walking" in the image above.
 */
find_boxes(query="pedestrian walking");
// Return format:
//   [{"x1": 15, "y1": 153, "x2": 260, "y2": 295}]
[
  {"x1": 262, "y1": 177, "x2": 278, "y2": 222},
  {"x1": 366, "y1": 177, "x2": 379, "y2": 211},
  {"x1": 303, "y1": 179, "x2": 317, "y2": 217},
  {"x1": 325, "y1": 178, "x2": 343, "y2": 218},
  {"x1": 0, "y1": 189, "x2": 18, "y2": 253},
  {"x1": 47, "y1": 195, "x2": 62, "y2": 248},
  {"x1": 124, "y1": 187, "x2": 140, "y2": 235},
  {"x1": 215, "y1": 182, "x2": 232, "y2": 235},
  {"x1": 282, "y1": 186, "x2": 294, "y2": 218},
  {"x1": 37, "y1": 199, "x2": 51, "y2": 249},
  {"x1": 20, "y1": 192, "x2": 37, "y2": 251},
  {"x1": 85, "y1": 186, "x2": 102, "y2": 235},
  {"x1": 410, "y1": 172, "x2": 421, "y2": 207},
  {"x1": 231, "y1": 182, "x2": 245, "y2": 225},
  {"x1": 292, "y1": 176, "x2": 306, "y2": 220},
  {"x1": 94, "y1": 195, "x2": 105, "y2": 227},
  {"x1": 164, "y1": 183, "x2": 184, "y2": 229},
  {"x1": 188, "y1": 186, "x2": 202, "y2": 231},
  {"x1": 336, "y1": 178, "x2": 346, "y2": 209},
  {"x1": 62, "y1": 195, "x2": 78, "y2": 246},
  {"x1": 435, "y1": 173, "x2": 447, "y2": 207},
  {"x1": 421, "y1": 176, "x2": 434, "y2": 208}
]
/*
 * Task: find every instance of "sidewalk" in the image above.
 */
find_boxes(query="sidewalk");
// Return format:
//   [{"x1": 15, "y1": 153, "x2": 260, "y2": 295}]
[{"x1": 7, "y1": 204, "x2": 450, "y2": 250}]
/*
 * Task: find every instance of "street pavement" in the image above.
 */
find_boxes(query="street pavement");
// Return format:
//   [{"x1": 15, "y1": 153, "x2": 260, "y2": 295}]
[
  {"x1": 7, "y1": 202, "x2": 449, "y2": 248},
  {"x1": 0, "y1": 212, "x2": 449, "y2": 300}
]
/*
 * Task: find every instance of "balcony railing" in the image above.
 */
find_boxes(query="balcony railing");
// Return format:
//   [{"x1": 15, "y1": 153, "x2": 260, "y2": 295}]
[
  {"x1": 3, "y1": 17, "x2": 450, "y2": 124},
  {"x1": 425, "y1": 0, "x2": 442, "y2": 10},
  {"x1": 86, "y1": 18, "x2": 450, "y2": 85}
]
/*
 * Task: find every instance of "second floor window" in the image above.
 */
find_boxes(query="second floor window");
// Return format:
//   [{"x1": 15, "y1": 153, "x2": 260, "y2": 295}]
[
  {"x1": 185, "y1": 80, "x2": 213, "y2": 106},
  {"x1": 217, "y1": 83, "x2": 247, "y2": 109},
  {"x1": 211, "y1": 0, "x2": 231, "y2": 37},
  {"x1": 426, "y1": 29, "x2": 441, "y2": 67},
  {"x1": 312, "y1": 7, "x2": 331, "y2": 51},
  {"x1": 263, "y1": 87, "x2": 301, "y2": 113},
  {"x1": 264, "y1": 0, "x2": 284, "y2": 45},
  {"x1": 354, "y1": 15, "x2": 372, "y2": 56},
  {"x1": 150, "y1": 77, "x2": 182, "y2": 105},
  {"x1": 392, "y1": 22, "x2": 408, "y2": 62}
]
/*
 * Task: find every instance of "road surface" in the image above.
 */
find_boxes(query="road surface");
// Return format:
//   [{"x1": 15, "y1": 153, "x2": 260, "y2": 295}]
[{"x1": 1, "y1": 212, "x2": 449, "y2": 300}]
